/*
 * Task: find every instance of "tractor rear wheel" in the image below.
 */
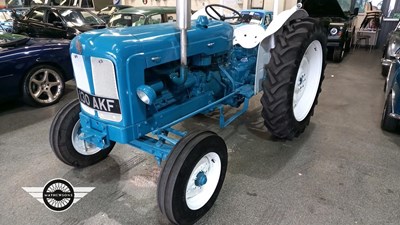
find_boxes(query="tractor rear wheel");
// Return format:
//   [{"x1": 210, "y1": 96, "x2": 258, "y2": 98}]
[
  {"x1": 157, "y1": 130, "x2": 227, "y2": 225},
  {"x1": 49, "y1": 99, "x2": 115, "y2": 167},
  {"x1": 261, "y1": 17, "x2": 327, "y2": 139}
]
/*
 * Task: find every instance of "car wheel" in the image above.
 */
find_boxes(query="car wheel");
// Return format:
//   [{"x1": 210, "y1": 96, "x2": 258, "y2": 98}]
[
  {"x1": 333, "y1": 45, "x2": 345, "y2": 62},
  {"x1": 345, "y1": 38, "x2": 351, "y2": 52},
  {"x1": 22, "y1": 65, "x2": 65, "y2": 107},
  {"x1": 382, "y1": 65, "x2": 390, "y2": 77},
  {"x1": 384, "y1": 79, "x2": 387, "y2": 92},
  {"x1": 381, "y1": 93, "x2": 399, "y2": 132}
]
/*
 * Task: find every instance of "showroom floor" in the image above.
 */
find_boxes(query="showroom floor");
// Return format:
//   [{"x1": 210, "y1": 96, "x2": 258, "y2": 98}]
[{"x1": 1, "y1": 48, "x2": 400, "y2": 225}]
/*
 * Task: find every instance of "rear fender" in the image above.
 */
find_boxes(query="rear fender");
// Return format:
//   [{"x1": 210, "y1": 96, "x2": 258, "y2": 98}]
[
  {"x1": 254, "y1": 4, "x2": 308, "y2": 94},
  {"x1": 388, "y1": 61, "x2": 400, "y2": 117}
]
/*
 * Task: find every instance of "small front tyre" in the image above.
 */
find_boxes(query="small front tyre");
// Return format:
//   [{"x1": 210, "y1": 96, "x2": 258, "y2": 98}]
[
  {"x1": 157, "y1": 130, "x2": 228, "y2": 225},
  {"x1": 49, "y1": 99, "x2": 115, "y2": 167}
]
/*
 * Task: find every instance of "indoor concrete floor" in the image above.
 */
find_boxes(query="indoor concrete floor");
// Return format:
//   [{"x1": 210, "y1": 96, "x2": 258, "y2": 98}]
[{"x1": 1, "y1": 49, "x2": 400, "y2": 225}]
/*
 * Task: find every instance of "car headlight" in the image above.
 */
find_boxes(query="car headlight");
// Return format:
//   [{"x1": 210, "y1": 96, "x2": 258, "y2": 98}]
[
  {"x1": 136, "y1": 85, "x2": 156, "y2": 105},
  {"x1": 330, "y1": 27, "x2": 338, "y2": 36}
]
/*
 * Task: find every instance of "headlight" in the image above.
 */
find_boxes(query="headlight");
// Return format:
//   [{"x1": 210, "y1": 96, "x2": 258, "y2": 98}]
[
  {"x1": 330, "y1": 27, "x2": 338, "y2": 36},
  {"x1": 136, "y1": 85, "x2": 156, "y2": 105}
]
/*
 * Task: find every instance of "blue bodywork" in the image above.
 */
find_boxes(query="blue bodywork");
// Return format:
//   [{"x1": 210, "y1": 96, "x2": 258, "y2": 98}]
[
  {"x1": 71, "y1": 17, "x2": 258, "y2": 162},
  {"x1": 0, "y1": 36, "x2": 74, "y2": 102}
]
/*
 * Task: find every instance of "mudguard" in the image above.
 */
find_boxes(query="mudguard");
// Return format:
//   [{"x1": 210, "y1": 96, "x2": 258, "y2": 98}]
[{"x1": 254, "y1": 4, "x2": 308, "y2": 94}]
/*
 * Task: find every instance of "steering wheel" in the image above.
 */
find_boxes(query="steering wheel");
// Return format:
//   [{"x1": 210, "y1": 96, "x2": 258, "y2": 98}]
[{"x1": 205, "y1": 4, "x2": 242, "y2": 24}]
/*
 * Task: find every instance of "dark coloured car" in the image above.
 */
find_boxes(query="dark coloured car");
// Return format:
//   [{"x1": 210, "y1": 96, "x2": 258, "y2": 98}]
[
  {"x1": 381, "y1": 21, "x2": 400, "y2": 132},
  {"x1": 13, "y1": 6, "x2": 106, "y2": 39},
  {"x1": 108, "y1": 6, "x2": 178, "y2": 28},
  {"x1": 303, "y1": 0, "x2": 359, "y2": 62},
  {"x1": 0, "y1": 32, "x2": 74, "y2": 106},
  {"x1": 24, "y1": 0, "x2": 113, "y2": 12},
  {"x1": 382, "y1": 55, "x2": 400, "y2": 132},
  {"x1": 382, "y1": 21, "x2": 400, "y2": 77},
  {"x1": 11, "y1": 7, "x2": 30, "y2": 18},
  {"x1": 97, "y1": 4, "x2": 133, "y2": 23}
]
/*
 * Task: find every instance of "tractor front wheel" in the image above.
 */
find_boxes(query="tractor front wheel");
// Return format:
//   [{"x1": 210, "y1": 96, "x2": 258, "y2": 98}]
[
  {"x1": 49, "y1": 99, "x2": 115, "y2": 167},
  {"x1": 157, "y1": 130, "x2": 227, "y2": 225},
  {"x1": 261, "y1": 17, "x2": 327, "y2": 139}
]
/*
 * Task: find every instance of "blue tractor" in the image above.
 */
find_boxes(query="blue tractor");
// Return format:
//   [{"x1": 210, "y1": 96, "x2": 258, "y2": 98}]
[{"x1": 49, "y1": 1, "x2": 327, "y2": 224}]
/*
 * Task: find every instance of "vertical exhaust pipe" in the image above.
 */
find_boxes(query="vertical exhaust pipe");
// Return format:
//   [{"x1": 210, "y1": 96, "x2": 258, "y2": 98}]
[{"x1": 173, "y1": 0, "x2": 191, "y2": 85}]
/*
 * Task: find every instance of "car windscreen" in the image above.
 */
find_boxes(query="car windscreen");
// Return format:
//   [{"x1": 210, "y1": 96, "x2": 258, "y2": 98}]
[
  {"x1": 337, "y1": 0, "x2": 351, "y2": 12},
  {"x1": 6, "y1": 0, "x2": 24, "y2": 7},
  {"x1": 0, "y1": 32, "x2": 30, "y2": 48},
  {"x1": 108, "y1": 13, "x2": 145, "y2": 27},
  {"x1": 60, "y1": 9, "x2": 103, "y2": 26}
]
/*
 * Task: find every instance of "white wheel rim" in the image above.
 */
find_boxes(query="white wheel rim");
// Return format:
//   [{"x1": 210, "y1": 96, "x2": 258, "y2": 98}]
[
  {"x1": 185, "y1": 152, "x2": 221, "y2": 210},
  {"x1": 293, "y1": 40, "x2": 323, "y2": 122},
  {"x1": 71, "y1": 120, "x2": 102, "y2": 155}
]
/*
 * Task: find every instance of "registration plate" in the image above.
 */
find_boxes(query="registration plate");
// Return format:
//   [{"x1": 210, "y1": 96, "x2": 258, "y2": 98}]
[{"x1": 77, "y1": 88, "x2": 121, "y2": 114}]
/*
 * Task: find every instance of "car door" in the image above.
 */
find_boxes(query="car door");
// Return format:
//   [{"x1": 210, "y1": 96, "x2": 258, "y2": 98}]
[
  {"x1": 43, "y1": 9, "x2": 67, "y2": 38},
  {"x1": 25, "y1": 8, "x2": 47, "y2": 37},
  {"x1": 0, "y1": 47, "x2": 19, "y2": 100}
]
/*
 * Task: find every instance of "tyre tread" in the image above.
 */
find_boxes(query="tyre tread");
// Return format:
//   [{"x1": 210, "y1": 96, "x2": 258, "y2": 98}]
[{"x1": 261, "y1": 17, "x2": 327, "y2": 139}]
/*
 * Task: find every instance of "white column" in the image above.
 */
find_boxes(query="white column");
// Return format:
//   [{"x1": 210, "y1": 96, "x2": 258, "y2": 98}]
[{"x1": 273, "y1": 0, "x2": 279, "y2": 17}]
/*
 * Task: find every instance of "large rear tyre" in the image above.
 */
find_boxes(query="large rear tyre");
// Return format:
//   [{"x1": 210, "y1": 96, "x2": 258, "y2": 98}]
[
  {"x1": 157, "y1": 130, "x2": 227, "y2": 225},
  {"x1": 381, "y1": 94, "x2": 399, "y2": 132},
  {"x1": 49, "y1": 99, "x2": 115, "y2": 167},
  {"x1": 261, "y1": 17, "x2": 327, "y2": 139}
]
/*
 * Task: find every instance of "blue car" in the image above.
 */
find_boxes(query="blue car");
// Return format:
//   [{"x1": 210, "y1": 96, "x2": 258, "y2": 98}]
[
  {"x1": 382, "y1": 55, "x2": 400, "y2": 131},
  {"x1": 0, "y1": 31, "x2": 74, "y2": 106}
]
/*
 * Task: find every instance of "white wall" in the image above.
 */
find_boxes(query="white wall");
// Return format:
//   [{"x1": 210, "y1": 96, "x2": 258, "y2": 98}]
[
  {"x1": 122, "y1": 0, "x2": 297, "y2": 12},
  {"x1": 122, "y1": 0, "x2": 221, "y2": 11}
]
